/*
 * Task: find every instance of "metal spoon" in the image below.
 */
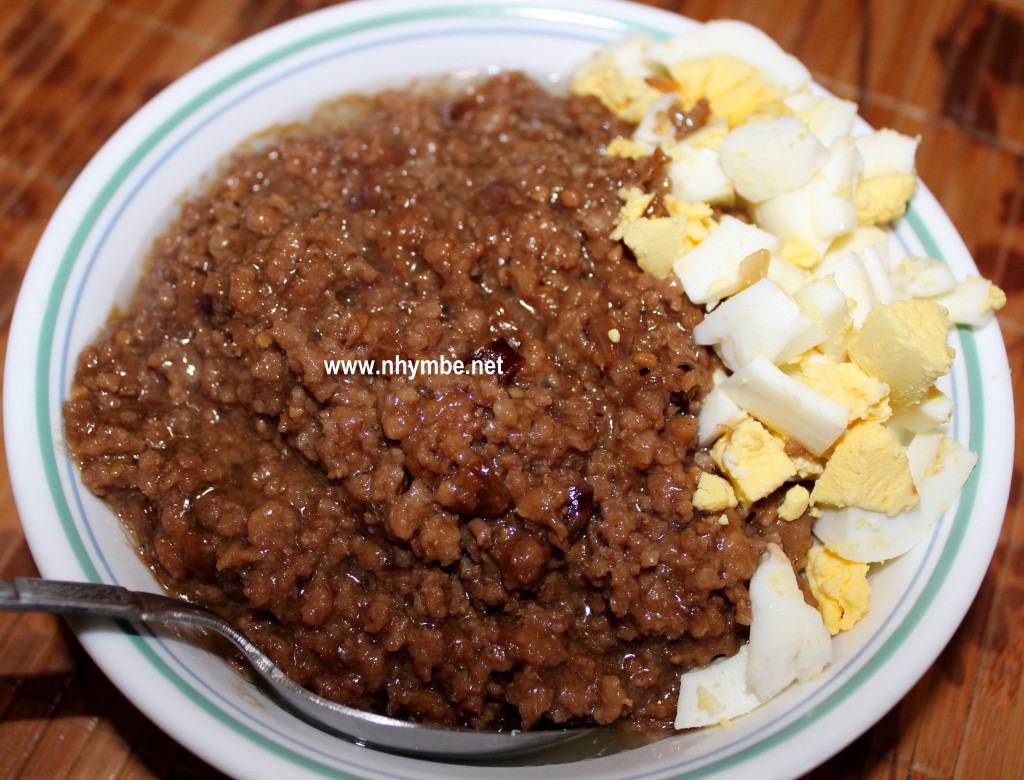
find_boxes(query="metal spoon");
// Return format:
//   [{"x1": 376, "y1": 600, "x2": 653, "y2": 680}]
[{"x1": 0, "y1": 577, "x2": 590, "y2": 760}]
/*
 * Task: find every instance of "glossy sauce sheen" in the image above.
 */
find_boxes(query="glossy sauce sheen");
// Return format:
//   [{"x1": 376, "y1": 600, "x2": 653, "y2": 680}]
[{"x1": 64, "y1": 73, "x2": 812, "y2": 732}]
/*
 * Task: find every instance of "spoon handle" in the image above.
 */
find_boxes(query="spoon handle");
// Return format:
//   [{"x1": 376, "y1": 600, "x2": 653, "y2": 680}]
[
  {"x1": 0, "y1": 577, "x2": 150, "y2": 620},
  {"x1": 0, "y1": 576, "x2": 263, "y2": 656}
]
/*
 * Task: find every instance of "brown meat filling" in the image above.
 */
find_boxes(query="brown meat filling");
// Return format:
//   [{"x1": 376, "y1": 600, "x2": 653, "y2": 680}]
[{"x1": 64, "y1": 73, "x2": 812, "y2": 733}]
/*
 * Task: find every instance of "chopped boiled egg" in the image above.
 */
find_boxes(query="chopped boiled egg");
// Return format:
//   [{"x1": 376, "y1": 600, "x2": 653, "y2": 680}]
[
  {"x1": 805, "y1": 545, "x2": 870, "y2": 634},
  {"x1": 617, "y1": 215, "x2": 689, "y2": 278},
  {"x1": 856, "y1": 172, "x2": 917, "y2": 226},
  {"x1": 931, "y1": 275, "x2": 1007, "y2": 327},
  {"x1": 718, "y1": 115, "x2": 829, "y2": 203},
  {"x1": 650, "y1": 20, "x2": 811, "y2": 97},
  {"x1": 694, "y1": 471, "x2": 739, "y2": 511},
  {"x1": 611, "y1": 186, "x2": 655, "y2": 231},
  {"x1": 608, "y1": 186, "x2": 690, "y2": 278},
  {"x1": 753, "y1": 136, "x2": 863, "y2": 252},
  {"x1": 784, "y1": 92, "x2": 858, "y2": 146},
  {"x1": 813, "y1": 433, "x2": 977, "y2": 562},
  {"x1": 571, "y1": 33, "x2": 663, "y2": 123},
  {"x1": 847, "y1": 300, "x2": 954, "y2": 408},
  {"x1": 604, "y1": 136, "x2": 650, "y2": 159},
  {"x1": 697, "y1": 381, "x2": 748, "y2": 446},
  {"x1": 675, "y1": 646, "x2": 763, "y2": 729},
  {"x1": 665, "y1": 197, "x2": 720, "y2": 251},
  {"x1": 766, "y1": 255, "x2": 812, "y2": 296},
  {"x1": 685, "y1": 120, "x2": 732, "y2": 152},
  {"x1": 812, "y1": 504, "x2": 930, "y2": 563},
  {"x1": 815, "y1": 252, "x2": 876, "y2": 326},
  {"x1": 720, "y1": 355, "x2": 849, "y2": 456},
  {"x1": 889, "y1": 255, "x2": 957, "y2": 300},
  {"x1": 778, "y1": 484, "x2": 811, "y2": 521},
  {"x1": 674, "y1": 216, "x2": 780, "y2": 306},
  {"x1": 579, "y1": 23, "x2": 1001, "y2": 733},
  {"x1": 664, "y1": 197, "x2": 717, "y2": 222},
  {"x1": 781, "y1": 441, "x2": 825, "y2": 480},
  {"x1": 907, "y1": 434, "x2": 978, "y2": 525},
  {"x1": 692, "y1": 277, "x2": 825, "y2": 368},
  {"x1": 818, "y1": 245, "x2": 895, "y2": 325},
  {"x1": 858, "y1": 244, "x2": 898, "y2": 306},
  {"x1": 711, "y1": 418, "x2": 796, "y2": 504},
  {"x1": 675, "y1": 542, "x2": 832, "y2": 727},
  {"x1": 664, "y1": 55, "x2": 782, "y2": 126},
  {"x1": 852, "y1": 129, "x2": 920, "y2": 227},
  {"x1": 793, "y1": 276, "x2": 853, "y2": 361},
  {"x1": 906, "y1": 431, "x2": 944, "y2": 484},
  {"x1": 824, "y1": 226, "x2": 892, "y2": 271},
  {"x1": 855, "y1": 129, "x2": 919, "y2": 178},
  {"x1": 795, "y1": 359, "x2": 891, "y2": 424},
  {"x1": 747, "y1": 543, "x2": 832, "y2": 700},
  {"x1": 666, "y1": 134, "x2": 735, "y2": 205},
  {"x1": 809, "y1": 421, "x2": 919, "y2": 515},
  {"x1": 633, "y1": 93, "x2": 686, "y2": 150},
  {"x1": 888, "y1": 386, "x2": 953, "y2": 434},
  {"x1": 779, "y1": 239, "x2": 821, "y2": 271}
]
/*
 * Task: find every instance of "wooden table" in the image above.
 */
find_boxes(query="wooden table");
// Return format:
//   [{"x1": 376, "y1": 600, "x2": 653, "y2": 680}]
[{"x1": 1, "y1": 1, "x2": 1021, "y2": 777}]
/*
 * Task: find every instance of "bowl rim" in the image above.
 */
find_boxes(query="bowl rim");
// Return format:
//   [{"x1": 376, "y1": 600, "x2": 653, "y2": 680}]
[{"x1": 3, "y1": 1, "x2": 1014, "y2": 778}]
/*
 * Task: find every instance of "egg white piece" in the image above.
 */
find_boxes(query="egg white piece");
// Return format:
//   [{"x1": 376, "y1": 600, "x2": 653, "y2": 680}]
[
  {"x1": 747, "y1": 543, "x2": 833, "y2": 700},
  {"x1": 674, "y1": 215, "x2": 779, "y2": 305},
  {"x1": 905, "y1": 432, "x2": 944, "y2": 484},
  {"x1": 675, "y1": 645, "x2": 764, "y2": 729},
  {"x1": 908, "y1": 435, "x2": 978, "y2": 524},
  {"x1": 667, "y1": 142, "x2": 734, "y2": 204},
  {"x1": 931, "y1": 276, "x2": 1006, "y2": 327},
  {"x1": 824, "y1": 226, "x2": 892, "y2": 271},
  {"x1": 794, "y1": 276, "x2": 851, "y2": 361},
  {"x1": 765, "y1": 256, "x2": 810, "y2": 296},
  {"x1": 855, "y1": 129, "x2": 919, "y2": 177},
  {"x1": 719, "y1": 116, "x2": 829, "y2": 203},
  {"x1": 754, "y1": 136, "x2": 863, "y2": 249},
  {"x1": 890, "y1": 255, "x2": 957, "y2": 300},
  {"x1": 692, "y1": 278, "x2": 825, "y2": 369},
  {"x1": 889, "y1": 387, "x2": 953, "y2": 434},
  {"x1": 813, "y1": 504, "x2": 929, "y2": 563},
  {"x1": 858, "y1": 245, "x2": 897, "y2": 307},
  {"x1": 720, "y1": 355, "x2": 849, "y2": 456},
  {"x1": 817, "y1": 250, "x2": 878, "y2": 325},
  {"x1": 697, "y1": 384, "x2": 747, "y2": 446},
  {"x1": 676, "y1": 543, "x2": 834, "y2": 728},
  {"x1": 650, "y1": 20, "x2": 811, "y2": 96},
  {"x1": 784, "y1": 92, "x2": 858, "y2": 146}
]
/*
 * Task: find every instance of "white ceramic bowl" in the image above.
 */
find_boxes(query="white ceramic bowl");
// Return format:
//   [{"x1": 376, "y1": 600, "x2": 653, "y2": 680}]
[{"x1": 4, "y1": 1, "x2": 1013, "y2": 778}]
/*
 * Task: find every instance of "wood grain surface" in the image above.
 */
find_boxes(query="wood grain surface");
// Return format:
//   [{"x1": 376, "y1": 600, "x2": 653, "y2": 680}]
[{"x1": 1, "y1": 1, "x2": 1021, "y2": 777}]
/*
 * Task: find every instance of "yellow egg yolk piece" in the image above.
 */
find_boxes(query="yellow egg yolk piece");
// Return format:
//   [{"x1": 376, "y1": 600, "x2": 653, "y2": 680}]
[
  {"x1": 810, "y1": 421, "x2": 919, "y2": 515},
  {"x1": 711, "y1": 418, "x2": 796, "y2": 504},
  {"x1": 805, "y1": 544, "x2": 870, "y2": 634},
  {"x1": 847, "y1": 299, "x2": 953, "y2": 408},
  {"x1": 693, "y1": 472, "x2": 739, "y2": 511}
]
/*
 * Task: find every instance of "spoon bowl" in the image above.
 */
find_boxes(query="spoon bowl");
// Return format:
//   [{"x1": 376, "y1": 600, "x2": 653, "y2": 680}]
[{"x1": 0, "y1": 577, "x2": 590, "y2": 760}]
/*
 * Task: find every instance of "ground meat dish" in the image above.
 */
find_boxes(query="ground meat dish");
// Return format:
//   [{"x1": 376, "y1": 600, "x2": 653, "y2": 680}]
[{"x1": 64, "y1": 73, "x2": 813, "y2": 733}]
